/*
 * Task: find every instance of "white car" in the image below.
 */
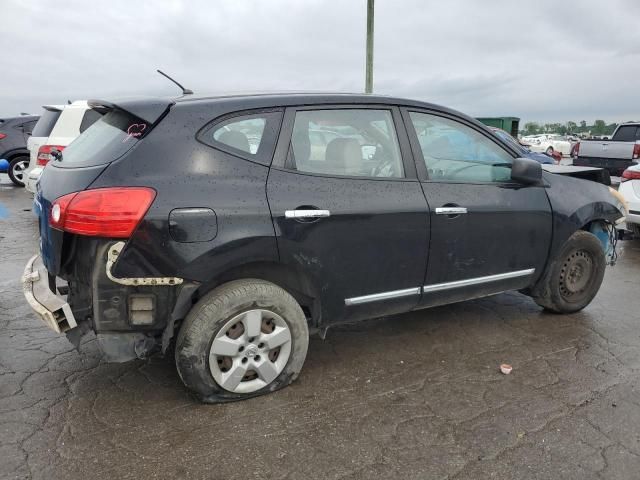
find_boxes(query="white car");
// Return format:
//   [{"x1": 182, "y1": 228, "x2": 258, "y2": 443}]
[
  {"x1": 619, "y1": 164, "x2": 640, "y2": 237},
  {"x1": 26, "y1": 105, "x2": 64, "y2": 186},
  {"x1": 522, "y1": 134, "x2": 573, "y2": 157},
  {"x1": 25, "y1": 101, "x2": 102, "y2": 194}
]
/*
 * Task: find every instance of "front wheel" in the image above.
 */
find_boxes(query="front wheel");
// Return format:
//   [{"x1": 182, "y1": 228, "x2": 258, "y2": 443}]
[
  {"x1": 8, "y1": 156, "x2": 29, "y2": 187},
  {"x1": 175, "y1": 279, "x2": 309, "y2": 402},
  {"x1": 533, "y1": 230, "x2": 606, "y2": 314}
]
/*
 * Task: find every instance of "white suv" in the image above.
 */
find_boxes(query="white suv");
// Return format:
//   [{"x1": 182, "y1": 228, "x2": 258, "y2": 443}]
[
  {"x1": 25, "y1": 101, "x2": 102, "y2": 194},
  {"x1": 620, "y1": 164, "x2": 640, "y2": 237},
  {"x1": 26, "y1": 105, "x2": 65, "y2": 187}
]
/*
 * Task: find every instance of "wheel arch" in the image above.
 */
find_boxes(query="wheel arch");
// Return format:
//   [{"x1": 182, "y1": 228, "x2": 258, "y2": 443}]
[
  {"x1": 189, "y1": 261, "x2": 322, "y2": 328},
  {"x1": 3, "y1": 148, "x2": 30, "y2": 160},
  {"x1": 526, "y1": 208, "x2": 618, "y2": 298}
]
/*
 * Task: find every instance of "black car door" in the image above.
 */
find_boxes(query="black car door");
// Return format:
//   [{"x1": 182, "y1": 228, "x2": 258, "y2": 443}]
[
  {"x1": 267, "y1": 106, "x2": 430, "y2": 324},
  {"x1": 402, "y1": 109, "x2": 553, "y2": 308}
]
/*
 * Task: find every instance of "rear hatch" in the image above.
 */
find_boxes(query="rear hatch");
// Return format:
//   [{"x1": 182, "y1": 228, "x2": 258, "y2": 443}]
[{"x1": 36, "y1": 98, "x2": 173, "y2": 275}]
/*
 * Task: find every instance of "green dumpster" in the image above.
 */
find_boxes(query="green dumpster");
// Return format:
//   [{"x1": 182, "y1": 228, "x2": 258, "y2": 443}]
[{"x1": 476, "y1": 117, "x2": 520, "y2": 137}]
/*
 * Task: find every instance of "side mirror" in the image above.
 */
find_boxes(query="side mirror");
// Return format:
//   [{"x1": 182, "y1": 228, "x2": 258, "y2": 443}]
[{"x1": 511, "y1": 157, "x2": 542, "y2": 185}]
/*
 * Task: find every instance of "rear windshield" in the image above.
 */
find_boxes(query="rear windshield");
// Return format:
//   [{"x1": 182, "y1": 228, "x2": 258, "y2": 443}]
[
  {"x1": 32, "y1": 110, "x2": 62, "y2": 137},
  {"x1": 79, "y1": 109, "x2": 103, "y2": 133},
  {"x1": 612, "y1": 125, "x2": 640, "y2": 142},
  {"x1": 56, "y1": 109, "x2": 149, "y2": 168}
]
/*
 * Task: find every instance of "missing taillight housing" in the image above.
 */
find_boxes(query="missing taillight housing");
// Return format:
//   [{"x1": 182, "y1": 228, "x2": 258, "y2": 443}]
[
  {"x1": 49, "y1": 187, "x2": 156, "y2": 238},
  {"x1": 37, "y1": 145, "x2": 66, "y2": 166}
]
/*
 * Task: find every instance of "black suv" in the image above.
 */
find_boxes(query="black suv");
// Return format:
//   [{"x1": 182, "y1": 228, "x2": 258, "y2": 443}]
[
  {"x1": 0, "y1": 114, "x2": 39, "y2": 186},
  {"x1": 23, "y1": 94, "x2": 625, "y2": 402}
]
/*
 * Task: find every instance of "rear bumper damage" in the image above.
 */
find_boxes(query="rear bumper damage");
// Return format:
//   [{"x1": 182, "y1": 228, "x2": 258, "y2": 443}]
[
  {"x1": 22, "y1": 254, "x2": 77, "y2": 333},
  {"x1": 22, "y1": 243, "x2": 196, "y2": 363}
]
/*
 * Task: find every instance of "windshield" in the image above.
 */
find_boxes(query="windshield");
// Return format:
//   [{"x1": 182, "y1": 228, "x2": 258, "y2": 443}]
[
  {"x1": 56, "y1": 109, "x2": 149, "y2": 168},
  {"x1": 32, "y1": 110, "x2": 61, "y2": 137}
]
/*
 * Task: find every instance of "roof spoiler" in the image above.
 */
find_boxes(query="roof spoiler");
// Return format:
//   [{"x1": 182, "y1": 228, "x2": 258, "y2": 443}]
[
  {"x1": 42, "y1": 105, "x2": 65, "y2": 112},
  {"x1": 87, "y1": 98, "x2": 175, "y2": 125}
]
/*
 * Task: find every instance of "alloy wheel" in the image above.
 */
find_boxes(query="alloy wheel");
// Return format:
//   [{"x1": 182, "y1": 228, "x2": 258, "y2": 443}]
[{"x1": 11, "y1": 159, "x2": 28, "y2": 182}]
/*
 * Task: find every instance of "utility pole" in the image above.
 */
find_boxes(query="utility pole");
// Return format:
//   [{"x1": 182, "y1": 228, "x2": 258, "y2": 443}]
[{"x1": 365, "y1": 0, "x2": 374, "y2": 93}]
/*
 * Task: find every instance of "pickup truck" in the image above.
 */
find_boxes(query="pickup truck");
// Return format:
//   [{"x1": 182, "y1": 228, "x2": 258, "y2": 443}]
[{"x1": 574, "y1": 123, "x2": 640, "y2": 176}]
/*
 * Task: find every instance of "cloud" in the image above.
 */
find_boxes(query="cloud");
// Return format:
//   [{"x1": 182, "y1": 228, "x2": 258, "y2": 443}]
[{"x1": 1, "y1": 0, "x2": 638, "y2": 124}]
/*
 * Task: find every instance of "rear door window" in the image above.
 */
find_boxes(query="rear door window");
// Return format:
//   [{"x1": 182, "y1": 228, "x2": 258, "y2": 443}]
[
  {"x1": 198, "y1": 111, "x2": 283, "y2": 166},
  {"x1": 32, "y1": 110, "x2": 62, "y2": 137},
  {"x1": 55, "y1": 109, "x2": 148, "y2": 168}
]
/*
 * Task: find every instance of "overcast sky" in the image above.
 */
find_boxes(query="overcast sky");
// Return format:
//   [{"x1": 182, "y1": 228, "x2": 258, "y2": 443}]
[{"x1": 2, "y1": 0, "x2": 639, "y2": 124}]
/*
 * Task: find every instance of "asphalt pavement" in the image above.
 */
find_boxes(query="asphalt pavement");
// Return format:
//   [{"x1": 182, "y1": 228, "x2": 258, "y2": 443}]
[{"x1": 1, "y1": 174, "x2": 639, "y2": 479}]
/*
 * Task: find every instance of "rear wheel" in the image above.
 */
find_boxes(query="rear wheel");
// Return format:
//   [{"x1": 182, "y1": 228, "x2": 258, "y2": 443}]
[
  {"x1": 533, "y1": 230, "x2": 606, "y2": 313},
  {"x1": 8, "y1": 156, "x2": 29, "y2": 187},
  {"x1": 175, "y1": 279, "x2": 309, "y2": 402}
]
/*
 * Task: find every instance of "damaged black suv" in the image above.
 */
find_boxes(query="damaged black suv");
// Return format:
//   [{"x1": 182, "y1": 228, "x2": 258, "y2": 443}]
[{"x1": 23, "y1": 93, "x2": 626, "y2": 402}]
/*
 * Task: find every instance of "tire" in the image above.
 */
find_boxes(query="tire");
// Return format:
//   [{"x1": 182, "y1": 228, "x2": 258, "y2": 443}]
[
  {"x1": 175, "y1": 279, "x2": 309, "y2": 403},
  {"x1": 8, "y1": 156, "x2": 29, "y2": 187},
  {"x1": 533, "y1": 230, "x2": 606, "y2": 314},
  {"x1": 545, "y1": 146, "x2": 554, "y2": 156}
]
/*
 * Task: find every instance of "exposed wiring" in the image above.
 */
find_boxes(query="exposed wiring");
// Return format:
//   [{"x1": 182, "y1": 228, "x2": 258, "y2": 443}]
[{"x1": 606, "y1": 222, "x2": 618, "y2": 266}]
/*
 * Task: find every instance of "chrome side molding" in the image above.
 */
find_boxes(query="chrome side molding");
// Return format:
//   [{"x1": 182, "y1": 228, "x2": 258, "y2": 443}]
[
  {"x1": 423, "y1": 268, "x2": 535, "y2": 293},
  {"x1": 344, "y1": 269, "x2": 535, "y2": 306},
  {"x1": 345, "y1": 287, "x2": 421, "y2": 306}
]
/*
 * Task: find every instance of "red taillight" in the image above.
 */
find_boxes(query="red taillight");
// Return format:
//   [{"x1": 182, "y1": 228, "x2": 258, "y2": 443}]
[
  {"x1": 633, "y1": 143, "x2": 640, "y2": 160},
  {"x1": 621, "y1": 169, "x2": 640, "y2": 182},
  {"x1": 37, "y1": 145, "x2": 65, "y2": 166},
  {"x1": 0, "y1": 133, "x2": 6, "y2": 140},
  {"x1": 49, "y1": 187, "x2": 156, "y2": 238}
]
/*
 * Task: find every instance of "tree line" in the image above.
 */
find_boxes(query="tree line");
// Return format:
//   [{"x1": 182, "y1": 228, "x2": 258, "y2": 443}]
[{"x1": 521, "y1": 120, "x2": 636, "y2": 137}]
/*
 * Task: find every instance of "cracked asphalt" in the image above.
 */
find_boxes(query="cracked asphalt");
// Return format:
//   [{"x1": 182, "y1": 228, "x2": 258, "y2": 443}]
[{"x1": 1, "y1": 175, "x2": 640, "y2": 480}]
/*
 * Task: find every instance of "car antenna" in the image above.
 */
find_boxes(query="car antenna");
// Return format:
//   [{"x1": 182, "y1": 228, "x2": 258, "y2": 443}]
[{"x1": 156, "y1": 69, "x2": 193, "y2": 95}]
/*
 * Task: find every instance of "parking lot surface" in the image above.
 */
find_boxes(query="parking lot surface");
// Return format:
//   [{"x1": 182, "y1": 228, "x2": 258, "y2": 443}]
[{"x1": 1, "y1": 177, "x2": 640, "y2": 480}]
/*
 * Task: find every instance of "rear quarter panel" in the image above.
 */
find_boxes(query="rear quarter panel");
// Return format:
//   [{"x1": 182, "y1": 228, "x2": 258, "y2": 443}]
[{"x1": 90, "y1": 103, "x2": 279, "y2": 282}]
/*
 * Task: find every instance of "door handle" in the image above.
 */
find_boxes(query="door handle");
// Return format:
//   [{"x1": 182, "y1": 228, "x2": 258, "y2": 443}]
[
  {"x1": 435, "y1": 207, "x2": 467, "y2": 215},
  {"x1": 285, "y1": 209, "x2": 331, "y2": 219}
]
